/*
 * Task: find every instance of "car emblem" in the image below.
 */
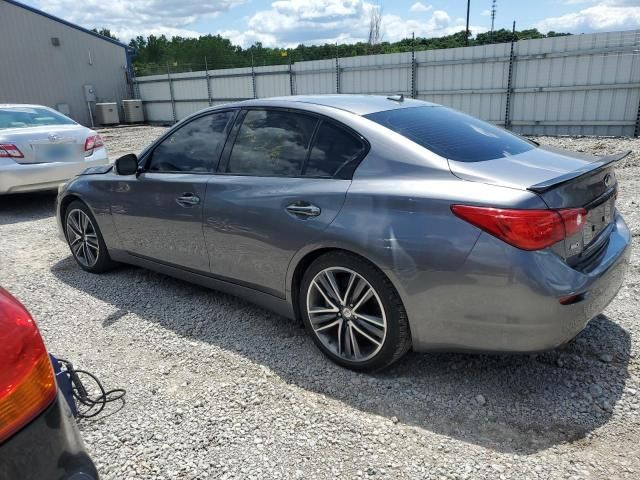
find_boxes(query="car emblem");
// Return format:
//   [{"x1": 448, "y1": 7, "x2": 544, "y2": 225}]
[
  {"x1": 603, "y1": 173, "x2": 612, "y2": 188},
  {"x1": 48, "y1": 134, "x2": 59, "y2": 142}
]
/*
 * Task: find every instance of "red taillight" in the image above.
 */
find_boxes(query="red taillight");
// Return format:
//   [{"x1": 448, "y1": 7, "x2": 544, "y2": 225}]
[
  {"x1": 451, "y1": 205, "x2": 587, "y2": 251},
  {"x1": 84, "y1": 134, "x2": 104, "y2": 154},
  {"x1": 559, "y1": 208, "x2": 587, "y2": 237},
  {"x1": 0, "y1": 144, "x2": 24, "y2": 158},
  {"x1": 0, "y1": 288, "x2": 56, "y2": 443}
]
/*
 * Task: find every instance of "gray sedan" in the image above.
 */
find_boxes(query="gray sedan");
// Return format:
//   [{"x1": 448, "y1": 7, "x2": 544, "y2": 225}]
[
  {"x1": 0, "y1": 104, "x2": 108, "y2": 194},
  {"x1": 56, "y1": 95, "x2": 631, "y2": 371}
]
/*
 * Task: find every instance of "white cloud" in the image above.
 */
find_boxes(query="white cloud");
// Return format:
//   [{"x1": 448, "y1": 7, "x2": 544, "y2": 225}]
[
  {"x1": 535, "y1": 4, "x2": 640, "y2": 33},
  {"x1": 223, "y1": 0, "x2": 484, "y2": 48},
  {"x1": 384, "y1": 10, "x2": 487, "y2": 43},
  {"x1": 35, "y1": 0, "x2": 245, "y2": 40},
  {"x1": 481, "y1": 9, "x2": 491, "y2": 17},
  {"x1": 33, "y1": 0, "x2": 490, "y2": 47},
  {"x1": 410, "y1": 2, "x2": 432, "y2": 13},
  {"x1": 241, "y1": 0, "x2": 371, "y2": 46}
]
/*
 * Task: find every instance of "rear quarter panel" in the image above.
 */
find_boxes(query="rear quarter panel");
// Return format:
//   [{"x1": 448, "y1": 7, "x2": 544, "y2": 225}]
[
  {"x1": 324, "y1": 174, "x2": 548, "y2": 350},
  {"x1": 286, "y1": 117, "x2": 549, "y2": 349}
]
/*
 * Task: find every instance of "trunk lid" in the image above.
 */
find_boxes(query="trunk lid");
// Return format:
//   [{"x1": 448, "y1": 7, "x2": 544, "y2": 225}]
[
  {"x1": 448, "y1": 145, "x2": 630, "y2": 262},
  {"x1": 0, "y1": 125, "x2": 92, "y2": 165},
  {"x1": 448, "y1": 145, "x2": 627, "y2": 206}
]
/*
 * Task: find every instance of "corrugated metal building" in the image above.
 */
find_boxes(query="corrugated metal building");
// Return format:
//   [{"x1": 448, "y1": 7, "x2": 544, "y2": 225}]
[{"x1": 0, "y1": 0, "x2": 133, "y2": 126}]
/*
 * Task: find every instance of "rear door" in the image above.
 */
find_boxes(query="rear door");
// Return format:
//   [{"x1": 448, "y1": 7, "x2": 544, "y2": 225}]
[
  {"x1": 110, "y1": 110, "x2": 236, "y2": 272},
  {"x1": 203, "y1": 109, "x2": 367, "y2": 297}
]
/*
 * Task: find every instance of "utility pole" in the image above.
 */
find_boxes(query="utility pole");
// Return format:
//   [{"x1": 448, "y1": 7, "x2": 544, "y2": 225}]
[
  {"x1": 250, "y1": 52, "x2": 257, "y2": 99},
  {"x1": 411, "y1": 32, "x2": 416, "y2": 98},
  {"x1": 504, "y1": 21, "x2": 516, "y2": 130},
  {"x1": 335, "y1": 43, "x2": 340, "y2": 94},
  {"x1": 490, "y1": 0, "x2": 497, "y2": 42},
  {"x1": 465, "y1": 0, "x2": 471, "y2": 46}
]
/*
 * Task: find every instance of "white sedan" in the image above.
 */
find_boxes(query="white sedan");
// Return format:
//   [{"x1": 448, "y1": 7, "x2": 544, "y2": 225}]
[{"x1": 0, "y1": 104, "x2": 109, "y2": 194}]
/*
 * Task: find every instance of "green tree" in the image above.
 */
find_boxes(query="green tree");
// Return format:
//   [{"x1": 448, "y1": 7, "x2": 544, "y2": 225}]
[
  {"x1": 91, "y1": 28, "x2": 119, "y2": 41},
  {"x1": 130, "y1": 28, "x2": 571, "y2": 75}
]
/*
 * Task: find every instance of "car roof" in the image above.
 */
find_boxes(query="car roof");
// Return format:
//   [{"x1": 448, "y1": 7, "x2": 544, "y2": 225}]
[{"x1": 233, "y1": 95, "x2": 438, "y2": 116}]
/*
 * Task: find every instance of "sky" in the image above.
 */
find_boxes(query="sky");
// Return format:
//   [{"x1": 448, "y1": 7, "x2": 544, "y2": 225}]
[{"x1": 20, "y1": 0, "x2": 640, "y2": 48}]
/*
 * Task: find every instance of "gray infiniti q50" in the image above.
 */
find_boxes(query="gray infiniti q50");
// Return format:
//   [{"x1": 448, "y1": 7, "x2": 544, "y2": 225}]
[{"x1": 56, "y1": 95, "x2": 631, "y2": 371}]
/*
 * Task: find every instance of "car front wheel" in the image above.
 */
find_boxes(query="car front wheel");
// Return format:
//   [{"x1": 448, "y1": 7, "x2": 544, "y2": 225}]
[
  {"x1": 64, "y1": 200, "x2": 116, "y2": 273},
  {"x1": 300, "y1": 251, "x2": 411, "y2": 371}
]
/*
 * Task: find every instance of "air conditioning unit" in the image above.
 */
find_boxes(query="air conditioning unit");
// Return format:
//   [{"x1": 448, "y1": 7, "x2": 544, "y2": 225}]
[
  {"x1": 122, "y1": 99, "x2": 144, "y2": 123},
  {"x1": 95, "y1": 103, "x2": 119, "y2": 125}
]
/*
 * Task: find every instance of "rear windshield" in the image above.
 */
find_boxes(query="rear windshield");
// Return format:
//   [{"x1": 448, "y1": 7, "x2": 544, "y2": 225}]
[
  {"x1": 0, "y1": 107, "x2": 76, "y2": 130},
  {"x1": 365, "y1": 106, "x2": 535, "y2": 162}
]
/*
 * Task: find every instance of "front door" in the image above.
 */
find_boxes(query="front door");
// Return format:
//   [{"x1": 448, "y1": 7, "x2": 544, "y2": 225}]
[
  {"x1": 203, "y1": 109, "x2": 367, "y2": 297},
  {"x1": 111, "y1": 110, "x2": 236, "y2": 272}
]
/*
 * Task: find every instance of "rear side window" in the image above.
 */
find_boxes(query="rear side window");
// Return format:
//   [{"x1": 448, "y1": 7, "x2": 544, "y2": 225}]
[
  {"x1": 304, "y1": 122, "x2": 365, "y2": 178},
  {"x1": 148, "y1": 111, "x2": 234, "y2": 173},
  {"x1": 365, "y1": 106, "x2": 534, "y2": 162},
  {"x1": 227, "y1": 110, "x2": 317, "y2": 176}
]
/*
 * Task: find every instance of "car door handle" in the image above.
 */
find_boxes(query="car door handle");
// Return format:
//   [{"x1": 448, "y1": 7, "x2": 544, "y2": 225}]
[
  {"x1": 286, "y1": 202, "x2": 321, "y2": 218},
  {"x1": 176, "y1": 193, "x2": 200, "y2": 207}
]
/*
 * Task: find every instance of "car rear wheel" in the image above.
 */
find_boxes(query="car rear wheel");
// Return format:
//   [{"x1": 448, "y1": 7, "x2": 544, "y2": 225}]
[
  {"x1": 64, "y1": 200, "x2": 116, "y2": 273},
  {"x1": 300, "y1": 251, "x2": 411, "y2": 371}
]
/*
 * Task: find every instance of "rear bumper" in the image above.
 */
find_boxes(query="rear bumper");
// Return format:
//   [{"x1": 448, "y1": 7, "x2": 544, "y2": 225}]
[
  {"x1": 0, "y1": 152, "x2": 108, "y2": 194},
  {"x1": 406, "y1": 213, "x2": 631, "y2": 352},
  {"x1": 0, "y1": 392, "x2": 98, "y2": 480}
]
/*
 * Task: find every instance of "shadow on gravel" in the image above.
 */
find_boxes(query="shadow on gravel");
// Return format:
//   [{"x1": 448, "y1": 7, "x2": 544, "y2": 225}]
[
  {"x1": 0, "y1": 192, "x2": 57, "y2": 225},
  {"x1": 51, "y1": 256, "x2": 632, "y2": 454}
]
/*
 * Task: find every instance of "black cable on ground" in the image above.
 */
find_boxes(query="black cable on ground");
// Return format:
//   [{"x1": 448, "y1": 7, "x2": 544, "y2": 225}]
[{"x1": 56, "y1": 358, "x2": 126, "y2": 419}]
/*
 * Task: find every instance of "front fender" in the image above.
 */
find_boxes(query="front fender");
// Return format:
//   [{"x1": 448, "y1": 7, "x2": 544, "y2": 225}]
[{"x1": 56, "y1": 176, "x2": 121, "y2": 250}]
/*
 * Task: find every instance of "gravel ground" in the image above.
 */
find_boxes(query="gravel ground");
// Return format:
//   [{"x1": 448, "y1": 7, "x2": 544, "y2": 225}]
[{"x1": 1, "y1": 127, "x2": 639, "y2": 480}]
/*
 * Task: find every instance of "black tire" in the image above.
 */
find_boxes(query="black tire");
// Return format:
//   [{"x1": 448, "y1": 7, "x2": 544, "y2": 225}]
[
  {"x1": 64, "y1": 200, "x2": 116, "y2": 273},
  {"x1": 299, "y1": 251, "x2": 411, "y2": 372}
]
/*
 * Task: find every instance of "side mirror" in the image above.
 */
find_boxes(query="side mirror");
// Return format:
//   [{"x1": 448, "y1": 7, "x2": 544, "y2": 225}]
[{"x1": 114, "y1": 154, "x2": 139, "y2": 176}]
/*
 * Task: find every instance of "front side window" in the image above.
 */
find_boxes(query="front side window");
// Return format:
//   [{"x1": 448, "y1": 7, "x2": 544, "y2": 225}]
[
  {"x1": 227, "y1": 110, "x2": 317, "y2": 176},
  {"x1": 365, "y1": 106, "x2": 535, "y2": 162},
  {"x1": 148, "y1": 111, "x2": 234, "y2": 173},
  {"x1": 0, "y1": 107, "x2": 76, "y2": 129},
  {"x1": 304, "y1": 122, "x2": 365, "y2": 178}
]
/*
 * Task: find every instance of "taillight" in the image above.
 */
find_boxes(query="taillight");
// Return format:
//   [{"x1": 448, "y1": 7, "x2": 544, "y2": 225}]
[
  {"x1": 84, "y1": 134, "x2": 104, "y2": 155},
  {"x1": 0, "y1": 144, "x2": 24, "y2": 158},
  {"x1": 451, "y1": 205, "x2": 587, "y2": 251},
  {"x1": 0, "y1": 288, "x2": 56, "y2": 443},
  {"x1": 559, "y1": 208, "x2": 587, "y2": 237}
]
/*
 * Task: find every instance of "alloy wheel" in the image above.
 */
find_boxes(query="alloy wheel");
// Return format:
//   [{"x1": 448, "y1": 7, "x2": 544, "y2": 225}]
[
  {"x1": 306, "y1": 267, "x2": 387, "y2": 362},
  {"x1": 66, "y1": 209, "x2": 100, "y2": 268}
]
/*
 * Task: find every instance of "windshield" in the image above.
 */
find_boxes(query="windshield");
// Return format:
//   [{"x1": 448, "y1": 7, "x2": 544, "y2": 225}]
[
  {"x1": 0, "y1": 107, "x2": 76, "y2": 130},
  {"x1": 365, "y1": 106, "x2": 535, "y2": 162}
]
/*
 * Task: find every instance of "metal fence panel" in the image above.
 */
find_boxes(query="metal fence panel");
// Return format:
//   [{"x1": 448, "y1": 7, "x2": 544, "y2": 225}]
[
  {"x1": 134, "y1": 29, "x2": 640, "y2": 136},
  {"x1": 415, "y1": 43, "x2": 510, "y2": 123},
  {"x1": 143, "y1": 102, "x2": 174, "y2": 123},
  {"x1": 510, "y1": 30, "x2": 640, "y2": 136},
  {"x1": 293, "y1": 59, "x2": 336, "y2": 95},
  {"x1": 137, "y1": 79, "x2": 172, "y2": 102},
  {"x1": 340, "y1": 52, "x2": 411, "y2": 95},
  {"x1": 175, "y1": 101, "x2": 210, "y2": 120},
  {"x1": 172, "y1": 76, "x2": 208, "y2": 102},
  {"x1": 254, "y1": 64, "x2": 291, "y2": 97},
  {"x1": 209, "y1": 66, "x2": 254, "y2": 101}
]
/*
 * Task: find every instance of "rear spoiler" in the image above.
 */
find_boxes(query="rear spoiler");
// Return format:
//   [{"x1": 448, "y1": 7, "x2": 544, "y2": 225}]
[{"x1": 528, "y1": 150, "x2": 631, "y2": 193}]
